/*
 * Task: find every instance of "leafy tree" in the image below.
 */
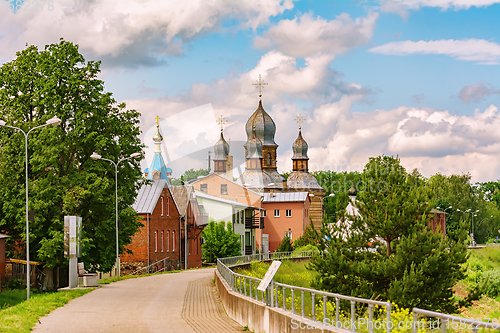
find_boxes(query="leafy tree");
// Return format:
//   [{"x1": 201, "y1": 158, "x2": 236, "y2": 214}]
[
  {"x1": 170, "y1": 168, "x2": 210, "y2": 185},
  {"x1": 201, "y1": 220, "x2": 241, "y2": 263},
  {"x1": 276, "y1": 236, "x2": 294, "y2": 252},
  {"x1": 0, "y1": 40, "x2": 144, "y2": 272},
  {"x1": 309, "y1": 156, "x2": 468, "y2": 312}
]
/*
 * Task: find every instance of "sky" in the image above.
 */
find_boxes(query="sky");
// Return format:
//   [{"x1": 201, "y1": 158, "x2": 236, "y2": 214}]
[{"x1": 1, "y1": 0, "x2": 500, "y2": 183}]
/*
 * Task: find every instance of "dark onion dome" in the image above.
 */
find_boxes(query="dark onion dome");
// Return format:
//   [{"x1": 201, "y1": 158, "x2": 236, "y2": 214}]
[
  {"x1": 245, "y1": 100, "x2": 277, "y2": 147},
  {"x1": 347, "y1": 186, "x2": 357, "y2": 197},
  {"x1": 214, "y1": 131, "x2": 230, "y2": 160},
  {"x1": 244, "y1": 125, "x2": 263, "y2": 159},
  {"x1": 292, "y1": 130, "x2": 308, "y2": 160}
]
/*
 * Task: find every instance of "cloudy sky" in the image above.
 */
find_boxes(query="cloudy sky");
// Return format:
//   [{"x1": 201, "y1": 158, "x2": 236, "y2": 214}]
[{"x1": 1, "y1": 0, "x2": 500, "y2": 182}]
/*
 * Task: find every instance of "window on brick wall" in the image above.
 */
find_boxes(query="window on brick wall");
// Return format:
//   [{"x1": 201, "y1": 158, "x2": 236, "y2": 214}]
[
  {"x1": 262, "y1": 210, "x2": 267, "y2": 217},
  {"x1": 167, "y1": 230, "x2": 170, "y2": 252},
  {"x1": 173, "y1": 230, "x2": 176, "y2": 252},
  {"x1": 155, "y1": 231, "x2": 158, "y2": 252},
  {"x1": 167, "y1": 197, "x2": 170, "y2": 216},
  {"x1": 274, "y1": 209, "x2": 280, "y2": 217},
  {"x1": 286, "y1": 209, "x2": 292, "y2": 217},
  {"x1": 200, "y1": 184, "x2": 207, "y2": 193},
  {"x1": 195, "y1": 237, "x2": 198, "y2": 255},
  {"x1": 161, "y1": 230, "x2": 164, "y2": 252},
  {"x1": 161, "y1": 197, "x2": 164, "y2": 216}
]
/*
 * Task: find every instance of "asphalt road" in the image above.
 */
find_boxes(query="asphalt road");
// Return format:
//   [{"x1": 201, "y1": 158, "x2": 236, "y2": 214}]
[{"x1": 33, "y1": 268, "x2": 216, "y2": 333}]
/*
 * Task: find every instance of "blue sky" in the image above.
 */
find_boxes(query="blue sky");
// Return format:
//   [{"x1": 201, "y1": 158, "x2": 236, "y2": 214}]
[{"x1": 1, "y1": 0, "x2": 500, "y2": 182}]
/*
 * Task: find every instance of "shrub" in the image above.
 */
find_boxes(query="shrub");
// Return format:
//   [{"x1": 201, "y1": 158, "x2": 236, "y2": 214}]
[{"x1": 478, "y1": 269, "x2": 500, "y2": 298}]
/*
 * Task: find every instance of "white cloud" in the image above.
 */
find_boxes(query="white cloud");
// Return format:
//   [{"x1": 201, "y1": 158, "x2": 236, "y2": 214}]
[
  {"x1": 380, "y1": 0, "x2": 500, "y2": 18},
  {"x1": 369, "y1": 39, "x2": 500, "y2": 65},
  {"x1": 0, "y1": 0, "x2": 293, "y2": 67},
  {"x1": 254, "y1": 12, "x2": 378, "y2": 58},
  {"x1": 459, "y1": 82, "x2": 500, "y2": 103}
]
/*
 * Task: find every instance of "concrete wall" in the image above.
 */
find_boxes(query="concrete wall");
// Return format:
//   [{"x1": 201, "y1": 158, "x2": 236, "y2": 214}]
[{"x1": 215, "y1": 269, "x2": 340, "y2": 333}]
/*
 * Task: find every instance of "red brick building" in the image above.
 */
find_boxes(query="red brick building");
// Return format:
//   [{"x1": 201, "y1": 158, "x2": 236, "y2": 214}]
[
  {"x1": 121, "y1": 180, "x2": 207, "y2": 274},
  {"x1": 429, "y1": 209, "x2": 447, "y2": 237}
]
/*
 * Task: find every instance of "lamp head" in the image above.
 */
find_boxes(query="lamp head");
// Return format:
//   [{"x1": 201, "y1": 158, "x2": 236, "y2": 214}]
[
  {"x1": 0, "y1": 120, "x2": 5, "y2": 126},
  {"x1": 466, "y1": 209, "x2": 471, "y2": 212},
  {"x1": 90, "y1": 152, "x2": 102, "y2": 160},
  {"x1": 46, "y1": 116, "x2": 61, "y2": 126},
  {"x1": 329, "y1": 193, "x2": 335, "y2": 197}
]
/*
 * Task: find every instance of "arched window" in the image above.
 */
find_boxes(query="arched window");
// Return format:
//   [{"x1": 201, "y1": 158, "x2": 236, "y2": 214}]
[
  {"x1": 166, "y1": 230, "x2": 170, "y2": 252},
  {"x1": 154, "y1": 231, "x2": 158, "y2": 253},
  {"x1": 161, "y1": 197, "x2": 164, "y2": 216},
  {"x1": 172, "y1": 230, "x2": 176, "y2": 252},
  {"x1": 152, "y1": 170, "x2": 160, "y2": 180}
]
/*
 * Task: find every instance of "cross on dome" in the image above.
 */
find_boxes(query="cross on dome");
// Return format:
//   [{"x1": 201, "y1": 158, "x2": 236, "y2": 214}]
[
  {"x1": 216, "y1": 115, "x2": 226, "y2": 132},
  {"x1": 155, "y1": 115, "x2": 161, "y2": 127},
  {"x1": 252, "y1": 74, "x2": 268, "y2": 100},
  {"x1": 295, "y1": 114, "x2": 305, "y2": 130}
]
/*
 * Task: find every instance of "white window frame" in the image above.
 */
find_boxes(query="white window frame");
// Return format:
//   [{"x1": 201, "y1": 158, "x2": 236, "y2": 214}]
[
  {"x1": 154, "y1": 231, "x2": 158, "y2": 253},
  {"x1": 274, "y1": 209, "x2": 280, "y2": 217},
  {"x1": 285, "y1": 231, "x2": 292, "y2": 239},
  {"x1": 173, "y1": 230, "x2": 176, "y2": 252},
  {"x1": 262, "y1": 210, "x2": 266, "y2": 217},
  {"x1": 161, "y1": 230, "x2": 164, "y2": 252},
  {"x1": 167, "y1": 230, "x2": 170, "y2": 252},
  {"x1": 161, "y1": 197, "x2": 164, "y2": 217},
  {"x1": 166, "y1": 197, "x2": 170, "y2": 216},
  {"x1": 286, "y1": 209, "x2": 292, "y2": 217}
]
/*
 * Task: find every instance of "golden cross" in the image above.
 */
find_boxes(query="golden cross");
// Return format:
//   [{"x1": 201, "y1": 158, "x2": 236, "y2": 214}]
[
  {"x1": 216, "y1": 115, "x2": 226, "y2": 132},
  {"x1": 252, "y1": 74, "x2": 268, "y2": 99},
  {"x1": 155, "y1": 115, "x2": 160, "y2": 126},
  {"x1": 295, "y1": 114, "x2": 305, "y2": 130}
]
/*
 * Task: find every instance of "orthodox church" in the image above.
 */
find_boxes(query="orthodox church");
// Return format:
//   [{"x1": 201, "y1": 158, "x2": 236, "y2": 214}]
[{"x1": 213, "y1": 76, "x2": 325, "y2": 230}]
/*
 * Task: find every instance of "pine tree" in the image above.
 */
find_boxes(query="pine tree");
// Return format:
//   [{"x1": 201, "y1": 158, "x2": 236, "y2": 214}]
[{"x1": 309, "y1": 156, "x2": 468, "y2": 312}]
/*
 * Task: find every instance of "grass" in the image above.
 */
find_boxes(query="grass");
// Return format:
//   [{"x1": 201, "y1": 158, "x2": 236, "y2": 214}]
[
  {"x1": 234, "y1": 260, "x2": 317, "y2": 288},
  {"x1": 0, "y1": 289, "x2": 93, "y2": 332}
]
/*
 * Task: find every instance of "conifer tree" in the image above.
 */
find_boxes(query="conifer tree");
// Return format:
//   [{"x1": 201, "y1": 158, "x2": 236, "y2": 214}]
[{"x1": 309, "y1": 156, "x2": 468, "y2": 312}]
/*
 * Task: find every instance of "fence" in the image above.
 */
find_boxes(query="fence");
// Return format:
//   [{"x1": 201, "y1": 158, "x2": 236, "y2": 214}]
[{"x1": 217, "y1": 251, "x2": 500, "y2": 333}]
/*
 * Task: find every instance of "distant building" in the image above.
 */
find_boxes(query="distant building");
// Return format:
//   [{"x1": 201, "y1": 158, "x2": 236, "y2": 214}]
[
  {"x1": 429, "y1": 209, "x2": 447, "y2": 237},
  {"x1": 0, "y1": 233, "x2": 9, "y2": 292},
  {"x1": 261, "y1": 192, "x2": 311, "y2": 252}
]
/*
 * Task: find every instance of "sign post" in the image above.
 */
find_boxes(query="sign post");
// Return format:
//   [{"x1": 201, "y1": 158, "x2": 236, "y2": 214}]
[
  {"x1": 64, "y1": 216, "x2": 82, "y2": 288},
  {"x1": 257, "y1": 260, "x2": 282, "y2": 306}
]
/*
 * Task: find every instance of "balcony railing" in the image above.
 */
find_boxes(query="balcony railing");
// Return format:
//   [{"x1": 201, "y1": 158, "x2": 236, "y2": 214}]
[{"x1": 244, "y1": 216, "x2": 264, "y2": 229}]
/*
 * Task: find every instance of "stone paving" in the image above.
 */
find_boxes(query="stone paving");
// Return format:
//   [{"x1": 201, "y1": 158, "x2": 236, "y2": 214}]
[
  {"x1": 182, "y1": 276, "x2": 243, "y2": 332},
  {"x1": 33, "y1": 268, "x2": 242, "y2": 333}
]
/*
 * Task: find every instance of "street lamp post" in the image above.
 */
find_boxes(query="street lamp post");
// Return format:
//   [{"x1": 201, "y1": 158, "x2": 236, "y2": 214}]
[
  {"x1": 90, "y1": 152, "x2": 141, "y2": 277},
  {"x1": 472, "y1": 210, "x2": 479, "y2": 245},
  {"x1": 0, "y1": 116, "x2": 61, "y2": 300}
]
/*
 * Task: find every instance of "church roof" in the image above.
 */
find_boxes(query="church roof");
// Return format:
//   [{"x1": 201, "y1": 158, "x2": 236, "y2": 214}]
[
  {"x1": 146, "y1": 152, "x2": 171, "y2": 183},
  {"x1": 243, "y1": 125, "x2": 263, "y2": 159},
  {"x1": 132, "y1": 179, "x2": 169, "y2": 214},
  {"x1": 214, "y1": 131, "x2": 230, "y2": 160},
  {"x1": 292, "y1": 130, "x2": 308, "y2": 160},
  {"x1": 287, "y1": 171, "x2": 323, "y2": 190},
  {"x1": 245, "y1": 100, "x2": 277, "y2": 147}
]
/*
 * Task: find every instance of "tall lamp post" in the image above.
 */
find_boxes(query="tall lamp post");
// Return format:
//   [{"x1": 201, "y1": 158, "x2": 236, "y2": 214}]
[
  {"x1": 90, "y1": 152, "x2": 141, "y2": 277},
  {"x1": 471, "y1": 210, "x2": 479, "y2": 245},
  {"x1": 0, "y1": 116, "x2": 61, "y2": 300}
]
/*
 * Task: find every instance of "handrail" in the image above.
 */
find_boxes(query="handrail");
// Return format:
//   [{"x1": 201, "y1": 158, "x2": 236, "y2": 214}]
[
  {"x1": 129, "y1": 257, "x2": 170, "y2": 276},
  {"x1": 217, "y1": 251, "x2": 392, "y2": 333},
  {"x1": 412, "y1": 308, "x2": 500, "y2": 333}
]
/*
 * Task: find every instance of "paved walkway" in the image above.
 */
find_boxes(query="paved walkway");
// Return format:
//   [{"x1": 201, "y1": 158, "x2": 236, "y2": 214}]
[{"x1": 33, "y1": 268, "x2": 242, "y2": 333}]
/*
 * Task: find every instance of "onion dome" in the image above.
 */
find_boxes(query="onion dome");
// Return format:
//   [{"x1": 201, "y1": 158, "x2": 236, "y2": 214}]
[
  {"x1": 347, "y1": 186, "x2": 357, "y2": 197},
  {"x1": 214, "y1": 131, "x2": 230, "y2": 160},
  {"x1": 152, "y1": 123, "x2": 163, "y2": 142},
  {"x1": 244, "y1": 125, "x2": 263, "y2": 159},
  {"x1": 245, "y1": 100, "x2": 277, "y2": 147},
  {"x1": 292, "y1": 130, "x2": 308, "y2": 160}
]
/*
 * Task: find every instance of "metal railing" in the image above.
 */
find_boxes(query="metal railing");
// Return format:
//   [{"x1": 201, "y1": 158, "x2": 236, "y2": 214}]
[
  {"x1": 129, "y1": 258, "x2": 171, "y2": 276},
  {"x1": 412, "y1": 308, "x2": 500, "y2": 333},
  {"x1": 217, "y1": 251, "x2": 392, "y2": 333},
  {"x1": 217, "y1": 252, "x2": 500, "y2": 333}
]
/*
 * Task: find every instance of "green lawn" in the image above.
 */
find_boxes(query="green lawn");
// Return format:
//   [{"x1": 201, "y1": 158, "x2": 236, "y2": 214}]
[{"x1": 0, "y1": 289, "x2": 93, "y2": 332}]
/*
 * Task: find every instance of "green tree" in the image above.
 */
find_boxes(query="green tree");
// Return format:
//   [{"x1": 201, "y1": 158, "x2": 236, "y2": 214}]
[
  {"x1": 170, "y1": 168, "x2": 210, "y2": 185},
  {"x1": 276, "y1": 236, "x2": 294, "y2": 252},
  {"x1": 201, "y1": 220, "x2": 241, "y2": 263},
  {"x1": 293, "y1": 218, "x2": 319, "y2": 248},
  {"x1": 0, "y1": 40, "x2": 144, "y2": 272},
  {"x1": 309, "y1": 156, "x2": 468, "y2": 312}
]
